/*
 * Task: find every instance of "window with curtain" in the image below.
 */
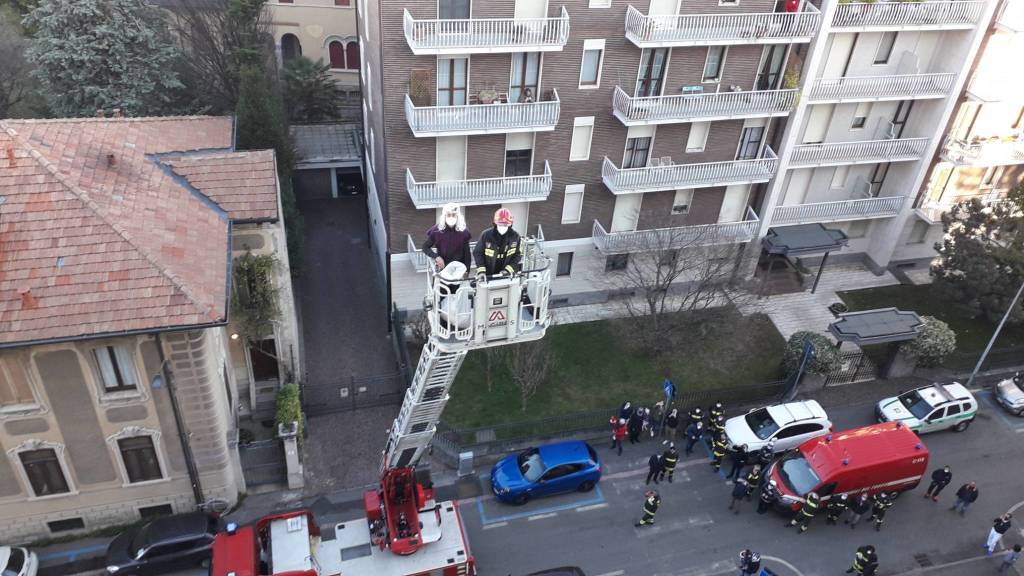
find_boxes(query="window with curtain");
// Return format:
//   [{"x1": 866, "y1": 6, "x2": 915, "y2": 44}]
[
  {"x1": 635, "y1": 48, "x2": 669, "y2": 97},
  {"x1": 510, "y1": 53, "x2": 540, "y2": 103},
  {"x1": 345, "y1": 41, "x2": 360, "y2": 70},
  {"x1": 118, "y1": 436, "x2": 163, "y2": 483},
  {"x1": 623, "y1": 137, "x2": 652, "y2": 169},
  {"x1": 437, "y1": 58, "x2": 467, "y2": 106},
  {"x1": 19, "y1": 449, "x2": 69, "y2": 496},
  {"x1": 329, "y1": 41, "x2": 345, "y2": 69},
  {"x1": 93, "y1": 345, "x2": 138, "y2": 393}
]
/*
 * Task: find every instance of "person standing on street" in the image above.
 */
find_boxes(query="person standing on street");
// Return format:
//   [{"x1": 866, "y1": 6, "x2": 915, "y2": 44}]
[
  {"x1": 727, "y1": 444, "x2": 749, "y2": 481},
  {"x1": 744, "y1": 465, "x2": 761, "y2": 500},
  {"x1": 645, "y1": 452, "x2": 663, "y2": 485},
  {"x1": 827, "y1": 493, "x2": 849, "y2": 525},
  {"x1": 689, "y1": 406, "x2": 704, "y2": 428},
  {"x1": 951, "y1": 482, "x2": 979, "y2": 515},
  {"x1": 788, "y1": 492, "x2": 821, "y2": 534},
  {"x1": 871, "y1": 492, "x2": 892, "y2": 532},
  {"x1": 665, "y1": 408, "x2": 680, "y2": 442},
  {"x1": 611, "y1": 417, "x2": 626, "y2": 456},
  {"x1": 635, "y1": 490, "x2": 660, "y2": 527},
  {"x1": 728, "y1": 478, "x2": 748, "y2": 513},
  {"x1": 627, "y1": 409, "x2": 644, "y2": 444},
  {"x1": 737, "y1": 549, "x2": 761, "y2": 576},
  {"x1": 651, "y1": 401, "x2": 665, "y2": 438},
  {"x1": 709, "y1": 401, "x2": 725, "y2": 424},
  {"x1": 711, "y1": 433, "x2": 729, "y2": 473},
  {"x1": 758, "y1": 479, "x2": 779, "y2": 514},
  {"x1": 986, "y1": 513, "x2": 1013, "y2": 555},
  {"x1": 757, "y1": 441, "x2": 774, "y2": 470},
  {"x1": 999, "y1": 544, "x2": 1022, "y2": 574},
  {"x1": 659, "y1": 444, "x2": 679, "y2": 483},
  {"x1": 846, "y1": 545, "x2": 878, "y2": 575},
  {"x1": 925, "y1": 465, "x2": 953, "y2": 501},
  {"x1": 846, "y1": 493, "x2": 871, "y2": 529},
  {"x1": 684, "y1": 421, "x2": 704, "y2": 456},
  {"x1": 619, "y1": 401, "x2": 635, "y2": 422}
]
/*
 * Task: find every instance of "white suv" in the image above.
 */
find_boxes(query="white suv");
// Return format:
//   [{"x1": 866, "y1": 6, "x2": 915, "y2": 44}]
[
  {"x1": 876, "y1": 382, "x2": 977, "y2": 433},
  {"x1": 724, "y1": 400, "x2": 832, "y2": 453}
]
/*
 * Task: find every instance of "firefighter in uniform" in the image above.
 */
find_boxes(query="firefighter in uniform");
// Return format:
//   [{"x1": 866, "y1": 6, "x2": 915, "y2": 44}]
[
  {"x1": 757, "y1": 441, "x2": 775, "y2": 469},
  {"x1": 709, "y1": 401, "x2": 725, "y2": 423},
  {"x1": 846, "y1": 544, "x2": 878, "y2": 575},
  {"x1": 659, "y1": 444, "x2": 679, "y2": 483},
  {"x1": 744, "y1": 465, "x2": 761, "y2": 500},
  {"x1": 635, "y1": 490, "x2": 661, "y2": 527},
  {"x1": 711, "y1": 433, "x2": 729, "y2": 472},
  {"x1": 788, "y1": 491, "x2": 821, "y2": 533},
  {"x1": 758, "y1": 479, "x2": 780, "y2": 514},
  {"x1": 709, "y1": 414, "x2": 726, "y2": 438},
  {"x1": 473, "y1": 208, "x2": 522, "y2": 280},
  {"x1": 827, "y1": 493, "x2": 850, "y2": 525},
  {"x1": 871, "y1": 492, "x2": 893, "y2": 532},
  {"x1": 688, "y1": 406, "x2": 704, "y2": 427}
]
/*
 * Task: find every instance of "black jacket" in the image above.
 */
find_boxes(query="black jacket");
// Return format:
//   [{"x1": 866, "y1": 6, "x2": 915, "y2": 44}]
[
  {"x1": 956, "y1": 484, "x2": 979, "y2": 502},
  {"x1": 931, "y1": 468, "x2": 953, "y2": 486},
  {"x1": 994, "y1": 517, "x2": 1013, "y2": 534},
  {"x1": 648, "y1": 454, "x2": 663, "y2": 471},
  {"x1": 421, "y1": 225, "x2": 472, "y2": 270},
  {"x1": 473, "y1": 227, "x2": 522, "y2": 276},
  {"x1": 851, "y1": 496, "x2": 872, "y2": 514}
]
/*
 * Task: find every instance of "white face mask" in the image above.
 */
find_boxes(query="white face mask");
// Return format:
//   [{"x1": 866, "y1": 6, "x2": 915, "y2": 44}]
[
  {"x1": 496, "y1": 225, "x2": 509, "y2": 235},
  {"x1": 445, "y1": 216, "x2": 457, "y2": 226}
]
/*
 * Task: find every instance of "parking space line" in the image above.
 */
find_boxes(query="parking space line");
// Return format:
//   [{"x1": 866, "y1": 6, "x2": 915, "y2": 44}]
[
  {"x1": 476, "y1": 484, "x2": 606, "y2": 525},
  {"x1": 528, "y1": 512, "x2": 558, "y2": 521},
  {"x1": 976, "y1": 390, "x2": 1024, "y2": 431},
  {"x1": 594, "y1": 570, "x2": 625, "y2": 576},
  {"x1": 577, "y1": 503, "x2": 609, "y2": 512},
  {"x1": 482, "y1": 522, "x2": 507, "y2": 530}
]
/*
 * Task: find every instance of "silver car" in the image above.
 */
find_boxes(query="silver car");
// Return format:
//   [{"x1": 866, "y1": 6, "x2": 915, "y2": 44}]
[{"x1": 994, "y1": 372, "x2": 1024, "y2": 416}]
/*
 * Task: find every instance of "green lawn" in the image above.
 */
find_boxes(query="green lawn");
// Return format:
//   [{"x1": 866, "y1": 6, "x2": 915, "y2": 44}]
[
  {"x1": 838, "y1": 283, "x2": 1024, "y2": 357},
  {"x1": 437, "y1": 308, "x2": 786, "y2": 429}
]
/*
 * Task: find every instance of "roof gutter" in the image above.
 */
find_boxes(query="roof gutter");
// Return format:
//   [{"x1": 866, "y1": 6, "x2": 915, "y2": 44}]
[{"x1": 0, "y1": 319, "x2": 229, "y2": 350}]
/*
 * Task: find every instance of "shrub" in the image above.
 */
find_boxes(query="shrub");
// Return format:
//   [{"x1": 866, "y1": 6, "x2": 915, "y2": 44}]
[
  {"x1": 900, "y1": 315, "x2": 957, "y2": 367},
  {"x1": 275, "y1": 383, "x2": 304, "y2": 443},
  {"x1": 783, "y1": 331, "x2": 842, "y2": 375}
]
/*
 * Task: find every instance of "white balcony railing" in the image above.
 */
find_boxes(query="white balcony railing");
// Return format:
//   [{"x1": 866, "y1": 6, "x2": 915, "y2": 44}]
[
  {"x1": 788, "y1": 138, "x2": 929, "y2": 168},
  {"x1": 592, "y1": 207, "x2": 761, "y2": 255},
  {"x1": 943, "y1": 137, "x2": 1024, "y2": 165},
  {"x1": 602, "y1": 149, "x2": 777, "y2": 195},
  {"x1": 403, "y1": 7, "x2": 570, "y2": 54},
  {"x1": 404, "y1": 91, "x2": 560, "y2": 137},
  {"x1": 772, "y1": 195, "x2": 907, "y2": 226},
  {"x1": 624, "y1": 4, "x2": 820, "y2": 47},
  {"x1": 832, "y1": 1, "x2": 984, "y2": 30},
  {"x1": 809, "y1": 73, "x2": 956, "y2": 102},
  {"x1": 612, "y1": 85, "x2": 797, "y2": 126},
  {"x1": 406, "y1": 161, "x2": 552, "y2": 208}
]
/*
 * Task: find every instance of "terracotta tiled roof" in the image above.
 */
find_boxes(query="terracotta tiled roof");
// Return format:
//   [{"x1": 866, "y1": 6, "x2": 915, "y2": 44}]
[
  {"x1": 164, "y1": 150, "x2": 279, "y2": 222},
  {"x1": 0, "y1": 116, "x2": 243, "y2": 346}
]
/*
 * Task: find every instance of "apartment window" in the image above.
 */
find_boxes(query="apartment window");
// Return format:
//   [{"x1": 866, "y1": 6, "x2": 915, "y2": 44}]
[
  {"x1": 851, "y1": 102, "x2": 871, "y2": 130},
  {"x1": 562, "y1": 184, "x2": 585, "y2": 224},
  {"x1": 870, "y1": 162, "x2": 890, "y2": 196},
  {"x1": 831, "y1": 165, "x2": 850, "y2": 189},
  {"x1": 505, "y1": 149, "x2": 533, "y2": 177},
  {"x1": 93, "y1": 345, "x2": 138, "y2": 393},
  {"x1": 328, "y1": 40, "x2": 359, "y2": 70},
  {"x1": 556, "y1": 253, "x2": 574, "y2": 277},
  {"x1": 736, "y1": 125, "x2": 764, "y2": 160},
  {"x1": 981, "y1": 166, "x2": 1004, "y2": 188},
  {"x1": 636, "y1": 48, "x2": 669, "y2": 97},
  {"x1": 139, "y1": 504, "x2": 174, "y2": 520},
  {"x1": 686, "y1": 122, "x2": 710, "y2": 153},
  {"x1": 345, "y1": 41, "x2": 360, "y2": 70},
  {"x1": 907, "y1": 220, "x2": 930, "y2": 244},
  {"x1": 874, "y1": 32, "x2": 898, "y2": 65},
  {"x1": 703, "y1": 46, "x2": 726, "y2": 82},
  {"x1": 281, "y1": 34, "x2": 302, "y2": 62},
  {"x1": 623, "y1": 137, "x2": 652, "y2": 169},
  {"x1": 437, "y1": 58, "x2": 467, "y2": 106},
  {"x1": 439, "y1": 0, "x2": 470, "y2": 18},
  {"x1": 0, "y1": 357, "x2": 35, "y2": 410},
  {"x1": 118, "y1": 436, "x2": 163, "y2": 484},
  {"x1": 510, "y1": 52, "x2": 541, "y2": 103},
  {"x1": 579, "y1": 40, "x2": 605, "y2": 88},
  {"x1": 605, "y1": 254, "x2": 629, "y2": 272},
  {"x1": 847, "y1": 220, "x2": 869, "y2": 239},
  {"x1": 19, "y1": 449, "x2": 70, "y2": 497},
  {"x1": 569, "y1": 117, "x2": 595, "y2": 161},
  {"x1": 589, "y1": 0, "x2": 612, "y2": 6},
  {"x1": 671, "y1": 189, "x2": 693, "y2": 215},
  {"x1": 47, "y1": 518, "x2": 85, "y2": 533}
]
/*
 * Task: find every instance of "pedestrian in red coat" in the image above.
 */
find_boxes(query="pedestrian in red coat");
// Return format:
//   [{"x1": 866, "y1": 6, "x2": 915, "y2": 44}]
[{"x1": 610, "y1": 417, "x2": 627, "y2": 456}]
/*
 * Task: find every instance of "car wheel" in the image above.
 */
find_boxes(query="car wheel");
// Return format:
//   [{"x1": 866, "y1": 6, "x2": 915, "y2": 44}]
[
  {"x1": 952, "y1": 419, "x2": 971, "y2": 432},
  {"x1": 512, "y1": 493, "x2": 529, "y2": 506},
  {"x1": 577, "y1": 480, "x2": 595, "y2": 493},
  {"x1": 1015, "y1": 408, "x2": 1024, "y2": 417}
]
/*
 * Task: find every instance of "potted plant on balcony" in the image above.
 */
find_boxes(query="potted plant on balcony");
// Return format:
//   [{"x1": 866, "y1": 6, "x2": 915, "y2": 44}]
[{"x1": 478, "y1": 88, "x2": 498, "y2": 105}]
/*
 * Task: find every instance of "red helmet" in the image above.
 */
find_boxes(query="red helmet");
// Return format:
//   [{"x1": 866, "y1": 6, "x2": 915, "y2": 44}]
[{"x1": 494, "y1": 208, "x2": 514, "y2": 226}]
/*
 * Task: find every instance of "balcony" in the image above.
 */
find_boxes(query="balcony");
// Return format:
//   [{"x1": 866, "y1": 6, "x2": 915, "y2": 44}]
[
  {"x1": 591, "y1": 208, "x2": 761, "y2": 255},
  {"x1": 602, "y1": 149, "x2": 777, "y2": 195},
  {"x1": 405, "y1": 161, "x2": 552, "y2": 209},
  {"x1": 771, "y1": 195, "x2": 907, "y2": 226},
  {"x1": 788, "y1": 138, "x2": 929, "y2": 168},
  {"x1": 808, "y1": 73, "x2": 955, "y2": 103},
  {"x1": 831, "y1": 1, "x2": 984, "y2": 31},
  {"x1": 942, "y1": 137, "x2": 1024, "y2": 166},
  {"x1": 612, "y1": 85, "x2": 797, "y2": 126},
  {"x1": 624, "y1": 4, "x2": 820, "y2": 48},
  {"x1": 404, "y1": 91, "x2": 560, "y2": 137},
  {"x1": 403, "y1": 7, "x2": 570, "y2": 55},
  {"x1": 997, "y1": 0, "x2": 1024, "y2": 33}
]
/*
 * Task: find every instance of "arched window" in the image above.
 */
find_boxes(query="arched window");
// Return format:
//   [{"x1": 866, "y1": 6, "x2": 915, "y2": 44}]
[
  {"x1": 345, "y1": 41, "x2": 360, "y2": 71},
  {"x1": 281, "y1": 34, "x2": 302, "y2": 62},
  {"x1": 329, "y1": 41, "x2": 345, "y2": 69}
]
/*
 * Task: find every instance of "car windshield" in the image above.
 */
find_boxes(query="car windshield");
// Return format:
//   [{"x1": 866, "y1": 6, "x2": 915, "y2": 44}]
[
  {"x1": 776, "y1": 454, "x2": 821, "y2": 497},
  {"x1": 2, "y1": 548, "x2": 25, "y2": 576},
  {"x1": 745, "y1": 408, "x2": 780, "y2": 440},
  {"x1": 898, "y1": 390, "x2": 933, "y2": 420},
  {"x1": 517, "y1": 449, "x2": 545, "y2": 483}
]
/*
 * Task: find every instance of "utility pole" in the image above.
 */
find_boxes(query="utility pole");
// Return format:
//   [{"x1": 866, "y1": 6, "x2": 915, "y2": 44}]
[{"x1": 966, "y1": 277, "x2": 1024, "y2": 387}]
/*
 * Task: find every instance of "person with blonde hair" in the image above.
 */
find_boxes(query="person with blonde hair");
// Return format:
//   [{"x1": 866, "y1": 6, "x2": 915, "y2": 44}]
[{"x1": 422, "y1": 203, "x2": 472, "y2": 273}]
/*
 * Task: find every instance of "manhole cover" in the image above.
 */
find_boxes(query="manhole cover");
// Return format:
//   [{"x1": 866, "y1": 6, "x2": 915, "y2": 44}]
[{"x1": 914, "y1": 553, "x2": 933, "y2": 567}]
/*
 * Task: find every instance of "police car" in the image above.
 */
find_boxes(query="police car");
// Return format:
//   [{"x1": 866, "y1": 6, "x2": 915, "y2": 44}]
[{"x1": 875, "y1": 382, "x2": 977, "y2": 433}]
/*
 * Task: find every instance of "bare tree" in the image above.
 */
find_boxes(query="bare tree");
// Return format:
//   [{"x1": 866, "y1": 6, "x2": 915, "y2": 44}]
[
  {"x1": 0, "y1": 17, "x2": 33, "y2": 117},
  {"x1": 508, "y1": 341, "x2": 552, "y2": 412}
]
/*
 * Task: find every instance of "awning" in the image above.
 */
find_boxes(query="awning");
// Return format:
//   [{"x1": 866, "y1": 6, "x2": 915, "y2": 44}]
[
  {"x1": 829, "y1": 308, "x2": 924, "y2": 345},
  {"x1": 762, "y1": 223, "x2": 849, "y2": 256}
]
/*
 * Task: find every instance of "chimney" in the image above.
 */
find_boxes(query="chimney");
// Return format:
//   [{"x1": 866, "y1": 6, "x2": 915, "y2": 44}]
[
  {"x1": 19, "y1": 287, "x2": 37, "y2": 310},
  {"x1": 112, "y1": 108, "x2": 122, "y2": 119},
  {"x1": 106, "y1": 153, "x2": 116, "y2": 168},
  {"x1": 5, "y1": 146, "x2": 13, "y2": 166},
  {"x1": 96, "y1": 109, "x2": 105, "y2": 118}
]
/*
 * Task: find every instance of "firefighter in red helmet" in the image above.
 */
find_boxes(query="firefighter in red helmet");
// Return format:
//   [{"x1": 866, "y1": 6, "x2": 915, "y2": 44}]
[{"x1": 474, "y1": 208, "x2": 522, "y2": 281}]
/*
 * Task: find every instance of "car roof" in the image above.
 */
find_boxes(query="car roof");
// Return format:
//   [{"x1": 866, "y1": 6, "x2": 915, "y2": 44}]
[
  {"x1": 913, "y1": 382, "x2": 972, "y2": 407},
  {"x1": 766, "y1": 400, "x2": 826, "y2": 424},
  {"x1": 802, "y1": 422, "x2": 926, "y2": 472},
  {"x1": 138, "y1": 512, "x2": 214, "y2": 546},
  {"x1": 536, "y1": 441, "x2": 591, "y2": 466}
]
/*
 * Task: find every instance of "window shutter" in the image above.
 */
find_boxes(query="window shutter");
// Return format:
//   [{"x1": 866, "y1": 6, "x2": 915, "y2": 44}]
[{"x1": 329, "y1": 41, "x2": 345, "y2": 69}]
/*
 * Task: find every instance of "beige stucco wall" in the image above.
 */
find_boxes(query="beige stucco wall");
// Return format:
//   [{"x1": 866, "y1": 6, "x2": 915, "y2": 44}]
[{"x1": 267, "y1": 0, "x2": 361, "y2": 91}]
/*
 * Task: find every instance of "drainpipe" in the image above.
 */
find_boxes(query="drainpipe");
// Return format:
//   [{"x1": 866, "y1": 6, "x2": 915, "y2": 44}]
[{"x1": 155, "y1": 333, "x2": 205, "y2": 506}]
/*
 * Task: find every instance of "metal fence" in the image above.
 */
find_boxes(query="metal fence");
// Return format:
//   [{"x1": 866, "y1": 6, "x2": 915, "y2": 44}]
[
  {"x1": 303, "y1": 373, "x2": 407, "y2": 417},
  {"x1": 432, "y1": 380, "x2": 786, "y2": 467},
  {"x1": 239, "y1": 439, "x2": 287, "y2": 487},
  {"x1": 824, "y1": 351, "x2": 878, "y2": 386}
]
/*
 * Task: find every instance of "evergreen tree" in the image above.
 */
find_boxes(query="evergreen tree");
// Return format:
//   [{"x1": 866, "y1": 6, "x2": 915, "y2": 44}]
[
  {"x1": 282, "y1": 57, "x2": 343, "y2": 122},
  {"x1": 24, "y1": 0, "x2": 184, "y2": 117}
]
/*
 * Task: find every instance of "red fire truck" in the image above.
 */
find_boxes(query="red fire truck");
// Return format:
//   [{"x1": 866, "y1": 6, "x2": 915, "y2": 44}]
[{"x1": 211, "y1": 237, "x2": 552, "y2": 576}]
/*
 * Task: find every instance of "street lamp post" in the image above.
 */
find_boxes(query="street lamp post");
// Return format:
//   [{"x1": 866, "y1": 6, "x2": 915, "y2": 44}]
[{"x1": 966, "y1": 277, "x2": 1024, "y2": 388}]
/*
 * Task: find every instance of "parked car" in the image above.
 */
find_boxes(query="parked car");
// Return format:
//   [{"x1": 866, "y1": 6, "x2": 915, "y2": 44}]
[
  {"x1": 105, "y1": 512, "x2": 222, "y2": 575},
  {"x1": 724, "y1": 400, "x2": 832, "y2": 453},
  {"x1": 768, "y1": 422, "x2": 929, "y2": 512},
  {"x1": 876, "y1": 382, "x2": 977, "y2": 433},
  {"x1": 994, "y1": 372, "x2": 1024, "y2": 416},
  {"x1": 491, "y1": 441, "x2": 601, "y2": 505},
  {"x1": 0, "y1": 546, "x2": 38, "y2": 576}
]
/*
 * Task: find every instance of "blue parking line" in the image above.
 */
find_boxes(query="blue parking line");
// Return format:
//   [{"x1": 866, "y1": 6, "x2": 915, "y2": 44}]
[
  {"x1": 700, "y1": 436, "x2": 727, "y2": 480},
  {"x1": 976, "y1": 390, "x2": 1024, "y2": 431},
  {"x1": 38, "y1": 543, "x2": 108, "y2": 562},
  {"x1": 477, "y1": 476, "x2": 605, "y2": 525}
]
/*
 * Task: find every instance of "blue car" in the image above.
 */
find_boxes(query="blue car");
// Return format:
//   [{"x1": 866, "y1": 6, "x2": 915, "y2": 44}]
[{"x1": 490, "y1": 440, "x2": 601, "y2": 505}]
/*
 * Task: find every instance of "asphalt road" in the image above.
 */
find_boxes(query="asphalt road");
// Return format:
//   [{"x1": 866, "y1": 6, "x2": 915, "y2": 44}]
[{"x1": 458, "y1": 389, "x2": 1024, "y2": 576}]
